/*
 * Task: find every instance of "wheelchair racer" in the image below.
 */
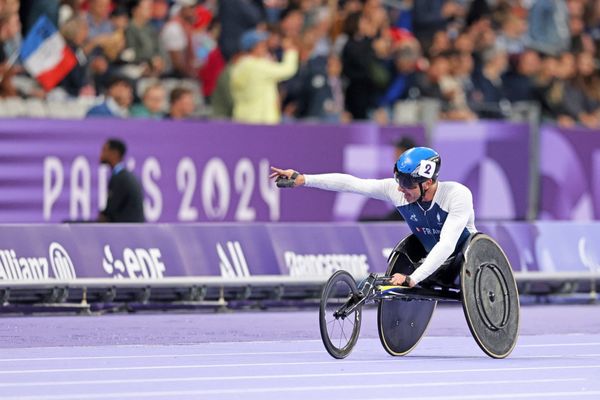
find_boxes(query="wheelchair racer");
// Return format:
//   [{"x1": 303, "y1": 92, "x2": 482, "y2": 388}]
[{"x1": 270, "y1": 147, "x2": 477, "y2": 288}]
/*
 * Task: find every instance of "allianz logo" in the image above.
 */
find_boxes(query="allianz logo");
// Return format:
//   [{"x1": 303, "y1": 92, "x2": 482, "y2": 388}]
[
  {"x1": 578, "y1": 237, "x2": 599, "y2": 272},
  {"x1": 0, "y1": 242, "x2": 76, "y2": 280},
  {"x1": 102, "y1": 245, "x2": 166, "y2": 279},
  {"x1": 217, "y1": 241, "x2": 250, "y2": 278},
  {"x1": 284, "y1": 251, "x2": 369, "y2": 277}
]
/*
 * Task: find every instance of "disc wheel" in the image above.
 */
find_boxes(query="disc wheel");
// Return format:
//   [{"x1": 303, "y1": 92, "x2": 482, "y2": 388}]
[
  {"x1": 319, "y1": 270, "x2": 362, "y2": 359},
  {"x1": 377, "y1": 241, "x2": 436, "y2": 356},
  {"x1": 461, "y1": 234, "x2": 520, "y2": 359},
  {"x1": 378, "y1": 299, "x2": 436, "y2": 356}
]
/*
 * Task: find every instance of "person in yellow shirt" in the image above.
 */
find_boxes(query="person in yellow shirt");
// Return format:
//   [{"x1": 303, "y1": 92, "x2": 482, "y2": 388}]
[{"x1": 230, "y1": 30, "x2": 299, "y2": 124}]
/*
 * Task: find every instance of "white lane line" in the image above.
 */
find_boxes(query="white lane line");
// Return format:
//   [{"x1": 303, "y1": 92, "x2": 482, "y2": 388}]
[
  {"x1": 0, "y1": 364, "x2": 598, "y2": 380},
  {"x1": 0, "y1": 366, "x2": 593, "y2": 388},
  {"x1": 0, "y1": 339, "x2": 325, "y2": 352},
  {"x1": 1, "y1": 350, "x2": 598, "y2": 364},
  {"x1": 371, "y1": 391, "x2": 600, "y2": 400},
  {"x1": 0, "y1": 378, "x2": 585, "y2": 400},
  {"x1": 519, "y1": 342, "x2": 600, "y2": 348},
  {"x1": 0, "y1": 350, "x2": 323, "y2": 363},
  {"x1": 522, "y1": 354, "x2": 600, "y2": 359},
  {"x1": 0, "y1": 335, "x2": 594, "y2": 352}
]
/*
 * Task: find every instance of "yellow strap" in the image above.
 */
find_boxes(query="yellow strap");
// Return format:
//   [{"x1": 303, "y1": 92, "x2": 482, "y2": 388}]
[{"x1": 377, "y1": 285, "x2": 400, "y2": 291}]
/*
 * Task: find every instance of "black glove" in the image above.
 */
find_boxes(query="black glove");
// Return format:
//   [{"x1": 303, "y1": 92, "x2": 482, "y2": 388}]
[{"x1": 276, "y1": 171, "x2": 299, "y2": 188}]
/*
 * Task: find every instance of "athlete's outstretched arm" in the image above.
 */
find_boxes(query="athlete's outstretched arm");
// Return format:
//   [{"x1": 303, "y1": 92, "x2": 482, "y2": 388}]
[{"x1": 270, "y1": 166, "x2": 398, "y2": 202}]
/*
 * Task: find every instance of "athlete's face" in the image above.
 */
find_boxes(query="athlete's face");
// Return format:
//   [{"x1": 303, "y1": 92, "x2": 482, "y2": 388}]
[
  {"x1": 397, "y1": 183, "x2": 420, "y2": 203},
  {"x1": 397, "y1": 179, "x2": 432, "y2": 203}
]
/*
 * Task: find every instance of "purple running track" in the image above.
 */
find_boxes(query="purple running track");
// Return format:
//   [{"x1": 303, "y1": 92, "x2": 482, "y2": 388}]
[{"x1": 0, "y1": 304, "x2": 598, "y2": 400}]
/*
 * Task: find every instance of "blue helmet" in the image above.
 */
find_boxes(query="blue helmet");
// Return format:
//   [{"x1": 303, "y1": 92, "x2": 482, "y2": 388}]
[{"x1": 394, "y1": 147, "x2": 441, "y2": 189}]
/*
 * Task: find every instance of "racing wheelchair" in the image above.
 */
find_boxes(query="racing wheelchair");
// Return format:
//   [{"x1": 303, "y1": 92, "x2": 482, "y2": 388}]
[{"x1": 319, "y1": 233, "x2": 520, "y2": 359}]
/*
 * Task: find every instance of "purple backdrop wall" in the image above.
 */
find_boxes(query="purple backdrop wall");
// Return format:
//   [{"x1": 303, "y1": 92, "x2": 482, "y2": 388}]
[
  {"x1": 0, "y1": 119, "x2": 541, "y2": 223},
  {"x1": 432, "y1": 121, "x2": 531, "y2": 220},
  {"x1": 0, "y1": 119, "x2": 425, "y2": 223},
  {"x1": 540, "y1": 125, "x2": 600, "y2": 220}
]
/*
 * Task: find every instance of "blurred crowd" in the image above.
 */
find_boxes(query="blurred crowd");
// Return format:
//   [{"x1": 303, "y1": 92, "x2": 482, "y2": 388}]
[{"x1": 1, "y1": 0, "x2": 600, "y2": 127}]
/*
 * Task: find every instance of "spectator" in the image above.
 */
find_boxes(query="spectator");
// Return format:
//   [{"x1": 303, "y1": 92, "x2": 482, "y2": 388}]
[
  {"x1": 496, "y1": 12, "x2": 527, "y2": 55},
  {"x1": 568, "y1": 2, "x2": 594, "y2": 54},
  {"x1": 470, "y1": 47, "x2": 509, "y2": 119},
  {"x1": 3, "y1": 0, "x2": 600, "y2": 126},
  {"x1": 527, "y1": 0, "x2": 570, "y2": 55},
  {"x1": 86, "y1": 0, "x2": 114, "y2": 39},
  {"x1": 306, "y1": 7, "x2": 334, "y2": 59},
  {"x1": 159, "y1": 0, "x2": 198, "y2": 78},
  {"x1": 98, "y1": 138, "x2": 145, "y2": 223},
  {"x1": 296, "y1": 53, "x2": 347, "y2": 122},
  {"x1": 428, "y1": 30, "x2": 452, "y2": 57},
  {"x1": 469, "y1": 16, "x2": 497, "y2": 57},
  {"x1": 408, "y1": 53, "x2": 451, "y2": 105},
  {"x1": 230, "y1": 30, "x2": 299, "y2": 124},
  {"x1": 59, "y1": 16, "x2": 94, "y2": 97},
  {"x1": 111, "y1": 5, "x2": 129, "y2": 31},
  {"x1": 58, "y1": 0, "x2": 85, "y2": 26},
  {"x1": 377, "y1": 46, "x2": 420, "y2": 112},
  {"x1": 279, "y1": 6, "x2": 304, "y2": 42},
  {"x1": 124, "y1": 0, "x2": 164, "y2": 78},
  {"x1": 443, "y1": 50, "x2": 477, "y2": 121},
  {"x1": 105, "y1": 6, "x2": 128, "y2": 63},
  {"x1": 453, "y1": 31, "x2": 475, "y2": 55},
  {"x1": 86, "y1": 75, "x2": 133, "y2": 117},
  {"x1": 412, "y1": 0, "x2": 465, "y2": 51},
  {"x1": 575, "y1": 51, "x2": 600, "y2": 110},
  {"x1": 586, "y1": 0, "x2": 600, "y2": 56},
  {"x1": 1, "y1": 10, "x2": 20, "y2": 61},
  {"x1": 197, "y1": 19, "x2": 225, "y2": 100},
  {"x1": 341, "y1": 12, "x2": 378, "y2": 120},
  {"x1": 280, "y1": 27, "x2": 320, "y2": 121},
  {"x1": 19, "y1": 0, "x2": 59, "y2": 35},
  {"x1": 541, "y1": 51, "x2": 600, "y2": 128},
  {"x1": 363, "y1": 0, "x2": 389, "y2": 35},
  {"x1": 131, "y1": 81, "x2": 166, "y2": 118},
  {"x1": 217, "y1": 0, "x2": 264, "y2": 61},
  {"x1": 85, "y1": 0, "x2": 126, "y2": 92},
  {"x1": 465, "y1": 0, "x2": 491, "y2": 28},
  {"x1": 408, "y1": 51, "x2": 475, "y2": 121},
  {"x1": 534, "y1": 53, "x2": 567, "y2": 125},
  {"x1": 503, "y1": 49, "x2": 541, "y2": 103},
  {"x1": 167, "y1": 86, "x2": 195, "y2": 119},
  {"x1": 569, "y1": 51, "x2": 600, "y2": 127},
  {"x1": 0, "y1": 14, "x2": 18, "y2": 97},
  {"x1": 539, "y1": 52, "x2": 576, "y2": 126},
  {"x1": 149, "y1": 0, "x2": 169, "y2": 32},
  {"x1": 210, "y1": 51, "x2": 239, "y2": 119}
]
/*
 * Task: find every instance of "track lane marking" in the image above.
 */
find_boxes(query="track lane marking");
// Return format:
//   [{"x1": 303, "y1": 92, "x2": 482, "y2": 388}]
[
  {"x1": 0, "y1": 378, "x2": 586, "y2": 400},
  {"x1": 0, "y1": 363, "x2": 598, "y2": 376}
]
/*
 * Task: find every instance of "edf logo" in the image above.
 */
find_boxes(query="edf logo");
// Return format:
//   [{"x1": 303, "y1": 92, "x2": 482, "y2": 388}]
[{"x1": 102, "y1": 245, "x2": 166, "y2": 279}]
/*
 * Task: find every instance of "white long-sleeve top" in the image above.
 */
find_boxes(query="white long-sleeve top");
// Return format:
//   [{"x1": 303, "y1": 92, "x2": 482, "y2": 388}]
[{"x1": 304, "y1": 174, "x2": 477, "y2": 284}]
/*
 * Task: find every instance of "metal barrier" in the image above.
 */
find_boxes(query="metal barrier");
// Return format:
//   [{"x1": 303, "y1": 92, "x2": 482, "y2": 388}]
[
  {"x1": 0, "y1": 277, "x2": 327, "y2": 312},
  {"x1": 0, "y1": 272, "x2": 597, "y2": 312}
]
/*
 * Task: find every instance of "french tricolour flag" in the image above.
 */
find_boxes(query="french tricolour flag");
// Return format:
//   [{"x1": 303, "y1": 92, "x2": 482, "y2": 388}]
[{"x1": 20, "y1": 16, "x2": 77, "y2": 91}]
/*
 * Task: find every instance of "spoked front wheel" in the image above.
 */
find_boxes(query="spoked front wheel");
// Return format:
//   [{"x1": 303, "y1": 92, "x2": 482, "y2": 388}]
[{"x1": 319, "y1": 270, "x2": 362, "y2": 359}]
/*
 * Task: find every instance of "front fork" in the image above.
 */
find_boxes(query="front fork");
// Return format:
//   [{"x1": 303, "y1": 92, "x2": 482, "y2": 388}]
[{"x1": 333, "y1": 273, "x2": 389, "y2": 319}]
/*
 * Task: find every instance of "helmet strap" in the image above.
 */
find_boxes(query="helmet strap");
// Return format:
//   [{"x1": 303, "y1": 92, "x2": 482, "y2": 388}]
[{"x1": 417, "y1": 182, "x2": 425, "y2": 202}]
